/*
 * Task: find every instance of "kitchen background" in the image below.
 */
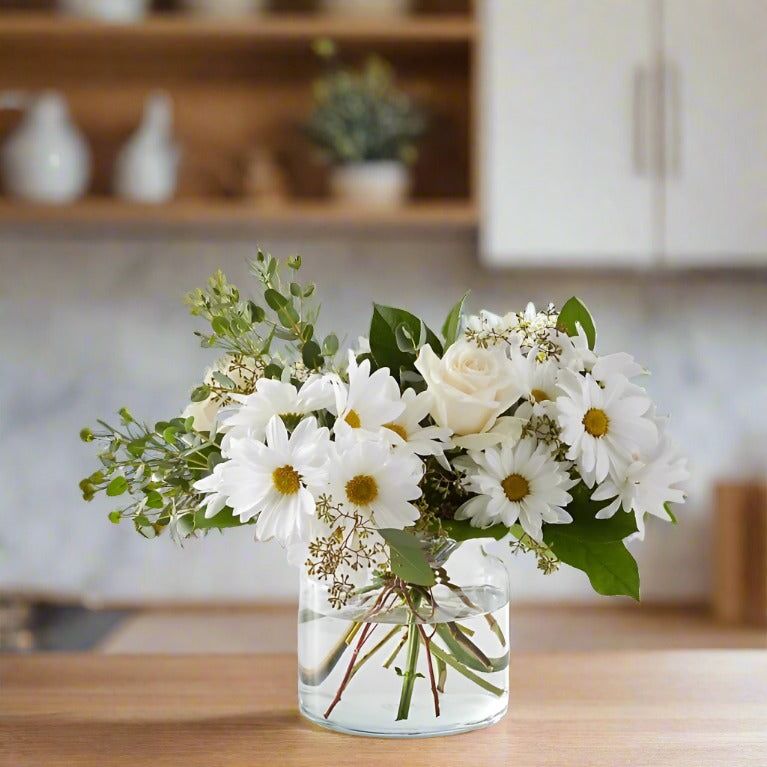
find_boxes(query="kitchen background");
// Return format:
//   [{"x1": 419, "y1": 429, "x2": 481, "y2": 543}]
[{"x1": 0, "y1": 0, "x2": 765, "y2": 650}]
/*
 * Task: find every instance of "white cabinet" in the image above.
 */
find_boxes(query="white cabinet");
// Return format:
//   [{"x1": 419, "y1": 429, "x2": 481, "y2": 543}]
[
  {"x1": 662, "y1": 0, "x2": 767, "y2": 265},
  {"x1": 480, "y1": 0, "x2": 767, "y2": 267}
]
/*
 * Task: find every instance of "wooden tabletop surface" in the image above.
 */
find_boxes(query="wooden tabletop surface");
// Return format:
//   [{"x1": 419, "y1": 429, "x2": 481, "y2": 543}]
[{"x1": 2, "y1": 651, "x2": 766, "y2": 766}]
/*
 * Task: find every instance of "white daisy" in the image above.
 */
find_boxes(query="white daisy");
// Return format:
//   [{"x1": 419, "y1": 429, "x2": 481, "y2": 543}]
[
  {"x1": 219, "y1": 375, "x2": 334, "y2": 451},
  {"x1": 380, "y1": 388, "x2": 452, "y2": 464},
  {"x1": 591, "y1": 433, "x2": 689, "y2": 539},
  {"x1": 509, "y1": 346, "x2": 560, "y2": 419},
  {"x1": 456, "y1": 439, "x2": 575, "y2": 542},
  {"x1": 197, "y1": 415, "x2": 330, "y2": 546},
  {"x1": 193, "y1": 460, "x2": 230, "y2": 519},
  {"x1": 328, "y1": 438, "x2": 423, "y2": 530},
  {"x1": 332, "y1": 351, "x2": 404, "y2": 440},
  {"x1": 557, "y1": 325, "x2": 645, "y2": 382},
  {"x1": 556, "y1": 370, "x2": 658, "y2": 485}
]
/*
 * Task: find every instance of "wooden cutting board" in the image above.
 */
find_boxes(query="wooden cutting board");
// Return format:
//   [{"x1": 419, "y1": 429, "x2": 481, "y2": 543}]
[{"x1": 2, "y1": 652, "x2": 766, "y2": 766}]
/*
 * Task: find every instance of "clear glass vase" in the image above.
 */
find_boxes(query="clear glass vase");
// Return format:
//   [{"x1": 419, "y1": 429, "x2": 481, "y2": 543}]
[{"x1": 297, "y1": 537, "x2": 510, "y2": 738}]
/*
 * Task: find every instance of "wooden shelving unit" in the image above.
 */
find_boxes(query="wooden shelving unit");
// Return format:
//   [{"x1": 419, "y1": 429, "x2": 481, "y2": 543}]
[{"x1": 0, "y1": 3, "x2": 477, "y2": 233}]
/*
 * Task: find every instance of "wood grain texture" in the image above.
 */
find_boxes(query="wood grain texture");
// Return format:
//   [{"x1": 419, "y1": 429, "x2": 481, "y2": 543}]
[{"x1": 2, "y1": 652, "x2": 766, "y2": 766}]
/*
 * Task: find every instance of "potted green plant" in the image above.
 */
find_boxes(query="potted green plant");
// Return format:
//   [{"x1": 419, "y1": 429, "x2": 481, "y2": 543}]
[{"x1": 306, "y1": 52, "x2": 426, "y2": 209}]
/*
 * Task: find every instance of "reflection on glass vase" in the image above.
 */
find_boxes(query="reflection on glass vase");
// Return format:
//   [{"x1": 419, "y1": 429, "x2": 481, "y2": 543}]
[{"x1": 298, "y1": 536, "x2": 510, "y2": 738}]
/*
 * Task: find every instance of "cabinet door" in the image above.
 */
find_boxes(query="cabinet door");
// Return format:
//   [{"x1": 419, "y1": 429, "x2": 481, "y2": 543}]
[
  {"x1": 663, "y1": 0, "x2": 767, "y2": 264},
  {"x1": 480, "y1": 0, "x2": 656, "y2": 266}
]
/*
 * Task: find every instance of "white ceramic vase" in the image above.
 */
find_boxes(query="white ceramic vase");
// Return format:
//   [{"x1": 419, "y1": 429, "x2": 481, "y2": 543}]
[
  {"x1": 180, "y1": 0, "x2": 268, "y2": 17},
  {"x1": 1, "y1": 91, "x2": 91, "y2": 204},
  {"x1": 58, "y1": 0, "x2": 149, "y2": 23},
  {"x1": 329, "y1": 161, "x2": 410, "y2": 209},
  {"x1": 114, "y1": 92, "x2": 181, "y2": 204},
  {"x1": 320, "y1": 0, "x2": 411, "y2": 17}
]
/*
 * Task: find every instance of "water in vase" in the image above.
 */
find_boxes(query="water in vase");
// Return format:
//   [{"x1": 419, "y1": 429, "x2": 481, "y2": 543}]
[{"x1": 298, "y1": 584, "x2": 509, "y2": 737}]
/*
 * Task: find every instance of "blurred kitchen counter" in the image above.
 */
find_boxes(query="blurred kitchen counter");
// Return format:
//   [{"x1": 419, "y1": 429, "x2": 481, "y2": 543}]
[
  {"x1": 4, "y1": 652, "x2": 766, "y2": 766},
  {"x1": 97, "y1": 604, "x2": 767, "y2": 654}
]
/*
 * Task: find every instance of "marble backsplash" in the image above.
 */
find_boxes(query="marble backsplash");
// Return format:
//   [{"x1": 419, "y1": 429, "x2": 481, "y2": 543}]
[{"x1": 2, "y1": 230, "x2": 766, "y2": 605}]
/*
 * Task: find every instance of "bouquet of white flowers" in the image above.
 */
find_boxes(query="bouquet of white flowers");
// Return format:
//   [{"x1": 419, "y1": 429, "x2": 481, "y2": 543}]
[{"x1": 80, "y1": 251, "x2": 687, "y2": 736}]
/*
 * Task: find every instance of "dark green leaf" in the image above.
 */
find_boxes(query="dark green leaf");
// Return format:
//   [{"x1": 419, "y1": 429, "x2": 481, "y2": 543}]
[
  {"x1": 440, "y1": 519, "x2": 508, "y2": 542},
  {"x1": 248, "y1": 301, "x2": 265, "y2": 323},
  {"x1": 106, "y1": 476, "x2": 128, "y2": 497},
  {"x1": 557, "y1": 297, "x2": 596, "y2": 349},
  {"x1": 277, "y1": 304, "x2": 300, "y2": 327},
  {"x1": 563, "y1": 483, "x2": 638, "y2": 542},
  {"x1": 302, "y1": 340, "x2": 323, "y2": 370},
  {"x1": 264, "y1": 363, "x2": 283, "y2": 379},
  {"x1": 193, "y1": 507, "x2": 244, "y2": 530},
  {"x1": 264, "y1": 288, "x2": 288, "y2": 311},
  {"x1": 442, "y1": 291, "x2": 470, "y2": 348},
  {"x1": 380, "y1": 529, "x2": 436, "y2": 587},
  {"x1": 190, "y1": 385, "x2": 211, "y2": 403},
  {"x1": 544, "y1": 528, "x2": 640, "y2": 600},
  {"x1": 289, "y1": 281, "x2": 303, "y2": 297}
]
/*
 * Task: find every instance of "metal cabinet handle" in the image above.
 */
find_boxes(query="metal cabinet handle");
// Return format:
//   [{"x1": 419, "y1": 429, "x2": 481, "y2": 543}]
[
  {"x1": 662, "y1": 60, "x2": 682, "y2": 177},
  {"x1": 633, "y1": 65, "x2": 650, "y2": 175}
]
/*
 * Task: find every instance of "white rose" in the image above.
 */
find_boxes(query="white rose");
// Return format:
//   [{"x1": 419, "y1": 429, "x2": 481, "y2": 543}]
[{"x1": 415, "y1": 340, "x2": 523, "y2": 442}]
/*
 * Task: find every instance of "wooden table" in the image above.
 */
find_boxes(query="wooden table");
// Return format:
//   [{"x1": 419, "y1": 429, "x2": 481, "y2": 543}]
[{"x1": 2, "y1": 652, "x2": 766, "y2": 766}]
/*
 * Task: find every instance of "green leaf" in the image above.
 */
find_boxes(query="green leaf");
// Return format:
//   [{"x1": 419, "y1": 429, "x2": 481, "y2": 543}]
[
  {"x1": 369, "y1": 304, "x2": 442, "y2": 380},
  {"x1": 211, "y1": 372, "x2": 235, "y2": 388},
  {"x1": 442, "y1": 291, "x2": 470, "y2": 348},
  {"x1": 106, "y1": 476, "x2": 128, "y2": 497},
  {"x1": 289, "y1": 281, "x2": 303, "y2": 297},
  {"x1": 144, "y1": 490, "x2": 164, "y2": 510},
  {"x1": 162, "y1": 426, "x2": 178, "y2": 445},
  {"x1": 190, "y1": 385, "x2": 211, "y2": 403},
  {"x1": 440, "y1": 519, "x2": 508, "y2": 542},
  {"x1": 380, "y1": 529, "x2": 436, "y2": 587},
  {"x1": 563, "y1": 483, "x2": 638, "y2": 542},
  {"x1": 264, "y1": 288, "x2": 289, "y2": 311},
  {"x1": 544, "y1": 528, "x2": 640, "y2": 600},
  {"x1": 248, "y1": 301, "x2": 265, "y2": 323},
  {"x1": 211, "y1": 316, "x2": 230, "y2": 336},
  {"x1": 322, "y1": 333, "x2": 339, "y2": 355},
  {"x1": 264, "y1": 363, "x2": 283, "y2": 379},
  {"x1": 557, "y1": 297, "x2": 596, "y2": 349},
  {"x1": 302, "y1": 340, "x2": 323, "y2": 370},
  {"x1": 108, "y1": 510, "x2": 122, "y2": 524},
  {"x1": 193, "y1": 507, "x2": 244, "y2": 530}
]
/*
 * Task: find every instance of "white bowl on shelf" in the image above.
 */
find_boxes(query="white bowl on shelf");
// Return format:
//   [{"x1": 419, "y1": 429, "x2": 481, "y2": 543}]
[
  {"x1": 320, "y1": 0, "x2": 411, "y2": 16},
  {"x1": 58, "y1": 0, "x2": 149, "y2": 23},
  {"x1": 180, "y1": 0, "x2": 269, "y2": 16},
  {"x1": 329, "y1": 161, "x2": 410, "y2": 209}
]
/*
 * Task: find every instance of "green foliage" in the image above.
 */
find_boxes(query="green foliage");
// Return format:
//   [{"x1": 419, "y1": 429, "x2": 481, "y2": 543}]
[
  {"x1": 441, "y1": 291, "x2": 469, "y2": 349},
  {"x1": 369, "y1": 304, "x2": 442, "y2": 382},
  {"x1": 440, "y1": 519, "x2": 507, "y2": 542},
  {"x1": 379, "y1": 529, "x2": 436, "y2": 587},
  {"x1": 557, "y1": 297, "x2": 596, "y2": 349},
  {"x1": 306, "y1": 55, "x2": 426, "y2": 164},
  {"x1": 541, "y1": 483, "x2": 640, "y2": 599}
]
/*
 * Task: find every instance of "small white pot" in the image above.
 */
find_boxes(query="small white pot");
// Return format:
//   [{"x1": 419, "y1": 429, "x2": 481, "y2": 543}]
[
  {"x1": 181, "y1": 0, "x2": 268, "y2": 17},
  {"x1": 320, "y1": 0, "x2": 410, "y2": 16},
  {"x1": 58, "y1": 0, "x2": 149, "y2": 23},
  {"x1": 329, "y1": 161, "x2": 410, "y2": 209}
]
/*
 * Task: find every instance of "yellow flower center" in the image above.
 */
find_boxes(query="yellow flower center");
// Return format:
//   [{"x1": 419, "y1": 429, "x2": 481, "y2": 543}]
[
  {"x1": 272, "y1": 465, "x2": 301, "y2": 496},
  {"x1": 345, "y1": 474, "x2": 379, "y2": 506},
  {"x1": 531, "y1": 388, "x2": 550, "y2": 403},
  {"x1": 344, "y1": 409, "x2": 361, "y2": 429},
  {"x1": 501, "y1": 473, "x2": 530, "y2": 503},
  {"x1": 582, "y1": 408, "x2": 610, "y2": 438},
  {"x1": 384, "y1": 422, "x2": 408, "y2": 441}
]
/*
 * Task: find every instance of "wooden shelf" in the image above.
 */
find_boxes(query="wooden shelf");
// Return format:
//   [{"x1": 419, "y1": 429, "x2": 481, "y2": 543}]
[
  {"x1": 0, "y1": 12, "x2": 475, "y2": 44},
  {"x1": 0, "y1": 198, "x2": 478, "y2": 232}
]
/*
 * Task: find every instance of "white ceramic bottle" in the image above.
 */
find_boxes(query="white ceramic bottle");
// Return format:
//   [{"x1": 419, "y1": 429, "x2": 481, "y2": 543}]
[
  {"x1": 0, "y1": 91, "x2": 91, "y2": 204},
  {"x1": 114, "y1": 92, "x2": 181, "y2": 205}
]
